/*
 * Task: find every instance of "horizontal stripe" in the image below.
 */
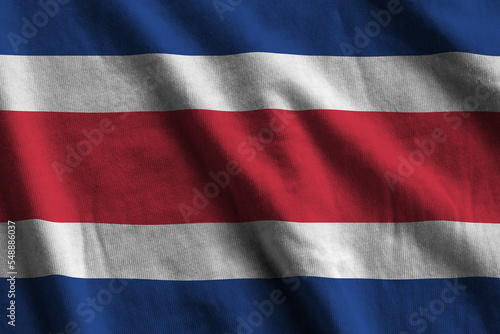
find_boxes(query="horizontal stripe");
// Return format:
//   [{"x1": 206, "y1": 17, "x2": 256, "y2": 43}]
[
  {"x1": 1, "y1": 1, "x2": 500, "y2": 56},
  {"x1": 1, "y1": 219, "x2": 499, "y2": 280},
  {"x1": 1, "y1": 109, "x2": 499, "y2": 224},
  {"x1": 1, "y1": 275, "x2": 499, "y2": 333},
  {"x1": 0, "y1": 52, "x2": 499, "y2": 113}
]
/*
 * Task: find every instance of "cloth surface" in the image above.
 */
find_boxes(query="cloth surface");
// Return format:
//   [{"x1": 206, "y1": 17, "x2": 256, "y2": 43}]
[{"x1": 0, "y1": 1, "x2": 499, "y2": 333}]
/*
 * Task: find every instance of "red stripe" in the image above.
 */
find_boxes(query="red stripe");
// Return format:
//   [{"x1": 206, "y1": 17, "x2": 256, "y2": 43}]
[{"x1": 0, "y1": 109, "x2": 498, "y2": 224}]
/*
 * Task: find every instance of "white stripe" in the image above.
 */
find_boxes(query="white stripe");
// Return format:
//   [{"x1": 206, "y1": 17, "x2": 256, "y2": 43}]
[
  {"x1": 0, "y1": 52, "x2": 499, "y2": 113},
  {"x1": 1, "y1": 219, "x2": 499, "y2": 280}
]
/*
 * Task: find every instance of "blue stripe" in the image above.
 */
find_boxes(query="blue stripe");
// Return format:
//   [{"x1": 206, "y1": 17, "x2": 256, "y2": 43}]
[
  {"x1": 1, "y1": 275, "x2": 499, "y2": 333},
  {"x1": 0, "y1": 1, "x2": 500, "y2": 56}
]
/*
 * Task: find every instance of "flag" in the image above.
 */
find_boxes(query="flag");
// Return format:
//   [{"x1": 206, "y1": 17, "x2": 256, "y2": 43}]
[{"x1": 0, "y1": 0, "x2": 499, "y2": 333}]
